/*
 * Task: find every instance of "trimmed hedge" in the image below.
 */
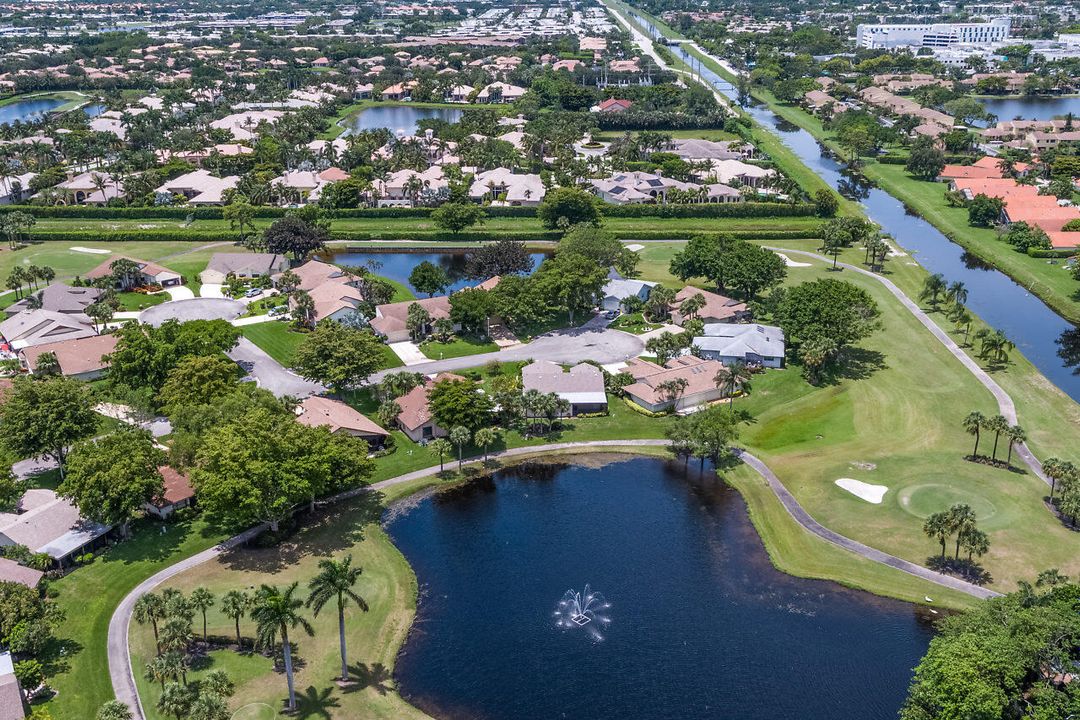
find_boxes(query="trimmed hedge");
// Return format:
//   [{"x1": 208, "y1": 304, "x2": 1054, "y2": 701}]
[
  {"x1": 4, "y1": 201, "x2": 814, "y2": 220},
  {"x1": 1027, "y1": 247, "x2": 1077, "y2": 258}
]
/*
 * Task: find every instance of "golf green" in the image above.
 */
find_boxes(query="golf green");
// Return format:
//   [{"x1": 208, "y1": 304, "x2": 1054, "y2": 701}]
[{"x1": 897, "y1": 483, "x2": 998, "y2": 522}]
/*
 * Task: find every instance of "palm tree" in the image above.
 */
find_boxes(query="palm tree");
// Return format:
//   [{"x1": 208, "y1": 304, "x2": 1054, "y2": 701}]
[
  {"x1": 428, "y1": 438, "x2": 453, "y2": 472},
  {"x1": 474, "y1": 427, "x2": 497, "y2": 461},
  {"x1": 962, "y1": 411, "x2": 985, "y2": 458},
  {"x1": 189, "y1": 588, "x2": 215, "y2": 644},
  {"x1": 157, "y1": 681, "x2": 192, "y2": 720},
  {"x1": 449, "y1": 426, "x2": 472, "y2": 470},
  {"x1": 919, "y1": 273, "x2": 947, "y2": 310},
  {"x1": 1004, "y1": 424, "x2": 1025, "y2": 468},
  {"x1": 679, "y1": 292, "x2": 706, "y2": 321},
  {"x1": 945, "y1": 281, "x2": 968, "y2": 306},
  {"x1": 251, "y1": 582, "x2": 314, "y2": 713},
  {"x1": 1042, "y1": 458, "x2": 1076, "y2": 501},
  {"x1": 987, "y1": 414, "x2": 1009, "y2": 462},
  {"x1": 721, "y1": 361, "x2": 751, "y2": 412},
  {"x1": 95, "y1": 700, "x2": 134, "y2": 720},
  {"x1": 923, "y1": 511, "x2": 951, "y2": 560},
  {"x1": 133, "y1": 592, "x2": 166, "y2": 653},
  {"x1": 947, "y1": 504, "x2": 977, "y2": 560},
  {"x1": 307, "y1": 555, "x2": 369, "y2": 683},
  {"x1": 144, "y1": 653, "x2": 181, "y2": 690},
  {"x1": 220, "y1": 590, "x2": 250, "y2": 649}
]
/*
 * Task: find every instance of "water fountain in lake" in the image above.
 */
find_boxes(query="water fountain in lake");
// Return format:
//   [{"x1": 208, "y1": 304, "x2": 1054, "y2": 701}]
[{"x1": 554, "y1": 584, "x2": 611, "y2": 641}]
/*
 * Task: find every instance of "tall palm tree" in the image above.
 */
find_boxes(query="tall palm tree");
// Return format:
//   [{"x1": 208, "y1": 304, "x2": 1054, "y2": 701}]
[
  {"x1": 157, "y1": 681, "x2": 192, "y2": 720},
  {"x1": 919, "y1": 273, "x2": 947, "y2": 310},
  {"x1": 1004, "y1": 424, "x2": 1026, "y2": 468},
  {"x1": 307, "y1": 556, "x2": 369, "y2": 683},
  {"x1": 252, "y1": 582, "x2": 314, "y2": 712},
  {"x1": 220, "y1": 590, "x2": 250, "y2": 649},
  {"x1": 722, "y1": 361, "x2": 751, "y2": 412},
  {"x1": 987, "y1": 414, "x2": 1009, "y2": 462},
  {"x1": 189, "y1": 588, "x2": 215, "y2": 644},
  {"x1": 449, "y1": 426, "x2": 472, "y2": 470},
  {"x1": 923, "y1": 511, "x2": 951, "y2": 560},
  {"x1": 1043, "y1": 458, "x2": 1076, "y2": 501},
  {"x1": 474, "y1": 427, "x2": 497, "y2": 461},
  {"x1": 133, "y1": 592, "x2": 166, "y2": 653},
  {"x1": 962, "y1": 410, "x2": 985, "y2": 458},
  {"x1": 947, "y1": 504, "x2": 977, "y2": 560}
]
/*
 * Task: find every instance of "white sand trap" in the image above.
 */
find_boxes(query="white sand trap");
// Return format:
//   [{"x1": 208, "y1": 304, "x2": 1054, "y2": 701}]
[
  {"x1": 835, "y1": 478, "x2": 887, "y2": 504},
  {"x1": 70, "y1": 246, "x2": 110, "y2": 254},
  {"x1": 775, "y1": 252, "x2": 811, "y2": 267},
  {"x1": 625, "y1": 243, "x2": 645, "y2": 252}
]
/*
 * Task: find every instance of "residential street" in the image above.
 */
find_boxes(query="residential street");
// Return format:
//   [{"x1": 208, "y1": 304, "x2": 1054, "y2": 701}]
[{"x1": 226, "y1": 336, "x2": 324, "y2": 398}]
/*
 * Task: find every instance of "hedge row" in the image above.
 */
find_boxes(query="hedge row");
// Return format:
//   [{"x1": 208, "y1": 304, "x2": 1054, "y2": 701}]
[
  {"x1": 2, "y1": 201, "x2": 814, "y2": 220},
  {"x1": 1026, "y1": 247, "x2": 1077, "y2": 258}
]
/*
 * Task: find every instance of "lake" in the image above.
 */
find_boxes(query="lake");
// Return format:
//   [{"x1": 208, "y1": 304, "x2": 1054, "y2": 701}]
[
  {"x1": 0, "y1": 97, "x2": 105, "y2": 125},
  {"x1": 389, "y1": 456, "x2": 934, "y2": 720},
  {"x1": 979, "y1": 95, "x2": 1080, "y2": 122},
  {"x1": 327, "y1": 249, "x2": 547, "y2": 296},
  {"x1": 344, "y1": 105, "x2": 464, "y2": 136}
]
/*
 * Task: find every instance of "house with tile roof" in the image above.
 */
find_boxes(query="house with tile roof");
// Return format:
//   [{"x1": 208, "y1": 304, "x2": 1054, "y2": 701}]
[
  {"x1": 85, "y1": 255, "x2": 182, "y2": 288},
  {"x1": 144, "y1": 466, "x2": 196, "y2": 519},
  {"x1": 370, "y1": 296, "x2": 455, "y2": 343},
  {"x1": 621, "y1": 355, "x2": 728, "y2": 413},
  {"x1": 670, "y1": 286, "x2": 748, "y2": 326},
  {"x1": 21, "y1": 333, "x2": 119, "y2": 380},
  {"x1": 296, "y1": 396, "x2": 389, "y2": 447},
  {"x1": 393, "y1": 373, "x2": 466, "y2": 442}
]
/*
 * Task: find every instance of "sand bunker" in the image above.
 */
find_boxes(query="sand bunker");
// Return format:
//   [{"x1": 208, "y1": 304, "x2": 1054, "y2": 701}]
[
  {"x1": 775, "y1": 252, "x2": 811, "y2": 267},
  {"x1": 625, "y1": 243, "x2": 645, "y2": 252},
  {"x1": 70, "y1": 246, "x2": 110, "y2": 254},
  {"x1": 835, "y1": 478, "x2": 887, "y2": 504}
]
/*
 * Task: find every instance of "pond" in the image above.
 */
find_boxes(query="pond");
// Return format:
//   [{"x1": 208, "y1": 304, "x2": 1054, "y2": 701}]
[
  {"x1": 626, "y1": 11, "x2": 1080, "y2": 403},
  {"x1": 326, "y1": 249, "x2": 548, "y2": 296},
  {"x1": 979, "y1": 95, "x2": 1080, "y2": 122},
  {"x1": 344, "y1": 105, "x2": 464, "y2": 136},
  {"x1": 388, "y1": 456, "x2": 935, "y2": 720},
  {"x1": 0, "y1": 97, "x2": 105, "y2": 125}
]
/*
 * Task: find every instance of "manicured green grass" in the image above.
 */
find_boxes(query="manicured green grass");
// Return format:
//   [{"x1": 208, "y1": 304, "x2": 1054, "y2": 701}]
[
  {"x1": 116, "y1": 291, "x2": 167, "y2": 311},
  {"x1": 418, "y1": 334, "x2": 499, "y2": 359},
  {"x1": 240, "y1": 322, "x2": 309, "y2": 367},
  {"x1": 41, "y1": 515, "x2": 228, "y2": 720},
  {"x1": 242, "y1": 294, "x2": 289, "y2": 317},
  {"x1": 0, "y1": 241, "x2": 214, "y2": 286},
  {"x1": 610, "y1": 312, "x2": 663, "y2": 334}
]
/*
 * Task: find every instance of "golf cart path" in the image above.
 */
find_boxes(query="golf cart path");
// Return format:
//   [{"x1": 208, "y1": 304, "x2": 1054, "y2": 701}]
[{"x1": 109, "y1": 439, "x2": 998, "y2": 718}]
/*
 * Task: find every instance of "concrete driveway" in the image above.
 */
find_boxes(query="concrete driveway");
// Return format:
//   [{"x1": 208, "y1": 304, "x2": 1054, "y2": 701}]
[
  {"x1": 163, "y1": 286, "x2": 195, "y2": 301},
  {"x1": 227, "y1": 336, "x2": 323, "y2": 398},
  {"x1": 199, "y1": 284, "x2": 224, "y2": 298},
  {"x1": 389, "y1": 341, "x2": 429, "y2": 366},
  {"x1": 140, "y1": 298, "x2": 244, "y2": 327},
  {"x1": 369, "y1": 313, "x2": 644, "y2": 383}
]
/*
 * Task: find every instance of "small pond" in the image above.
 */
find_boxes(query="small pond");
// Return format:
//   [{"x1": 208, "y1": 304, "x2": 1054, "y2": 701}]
[
  {"x1": 978, "y1": 95, "x2": 1080, "y2": 122},
  {"x1": 388, "y1": 455, "x2": 935, "y2": 720},
  {"x1": 345, "y1": 105, "x2": 464, "y2": 136},
  {"x1": 0, "y1": 97, "x2": 106, "y2": 125},
  {"x1": 326, "y1": 249, "x2": 548, "y2": 296}
]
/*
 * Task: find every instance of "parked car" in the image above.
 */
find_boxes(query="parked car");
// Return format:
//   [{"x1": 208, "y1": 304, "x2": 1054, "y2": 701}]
[{"x1": 244, "y1": 288, "x2": 262, "y2": 298}]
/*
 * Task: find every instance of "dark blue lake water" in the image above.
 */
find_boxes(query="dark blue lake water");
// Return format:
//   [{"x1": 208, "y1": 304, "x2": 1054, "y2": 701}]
[
  {"x1": 0, "y1": 97, "x2": 105, "y2": 125},
  {"x1": 345, "y1": 106, "x2": 464, "y2": 136},
  {"x1": 327, "y1": 250, "x2": 547, "y2": 296},
  {"x1": 980, "y1": 95, "x2": 1080, "y2": 122},
  {"x1": 388, "y1": 456, "x2": 934, "y2": 720}
]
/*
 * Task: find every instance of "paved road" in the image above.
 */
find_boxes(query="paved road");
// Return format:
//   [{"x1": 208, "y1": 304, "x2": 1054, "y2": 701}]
[
  {"x1": 227, "y1": 336, "x2": 323, "y2": 398},
  {"x1": 769, "y1": 247, "x2": 1048, "y2": 486},
  {"x1": 140, "y1": 298, "x2": 244, "y2": 327},
  {"x1": 369, "y1": 314, "x2": 644, "y2": 383},
  {"x1": 108, "y1": 438, "x2": 999, "y2": 719}
]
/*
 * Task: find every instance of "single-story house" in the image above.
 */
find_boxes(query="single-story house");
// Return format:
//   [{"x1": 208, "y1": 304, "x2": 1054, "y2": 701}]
[
  {"x1": 670, "y1": 286, "x2": 748, "y2": 326},
  {"x1": 595, "y1": 98, "x2": 633, "y2": 113},
  {"x1": 475, "y1": 82, "x2": 526, "y2": 104},
  {"x1": 521, "y1": 361, "x2": 607, "y2": 416},
  {"x1": 21, "y1": 333, "x2": 119, "y2": 380},
  {"x1": 601, "y1": 277, "x2": 656, "y2": 312},
  {"x1": 0, "y1": 651, "x2": 28, "y2": 720},
  {"x1": 394, "y1": 373, "x2": 466, "y2": 442},
  {"x1": 0, "y1": 489, "x2": 112, "y2": 567},
  {"x1": 276, "y1": 259, "x2": 349, "y2": 292},
  {"x1": 621, "y1": 355, "x2": 727, "y2": 413},
  {"x1": 4, "y1": 284, "x2": 103, "y2": 317},
  {"x1": 154, "y1": 169, "x2": 239, "y2": 205},
  {"x1": 199, "y1": 253, "x2": 289, "y2": 284},
  {"x1": 305, "y1": 281, "x2": 366, "y2": 323},
  {"x1": 296, "y1": 395, "x2": 389, "y2": 448},
  {"x1": 0, "y1": 309, "x2": 97, "y2": 350},
  {"x1": 370, "y1": 296, "x2": 455, "y2": 343},
  {"x1": 0, "y1": 172, "x2": 36, "y2": 205},
  {"x1": 86, "y1": 255, "x2": 182, "y2": 288},
  {"x1": 144, "y1": 466, "x2": 196, "y2": 519},
  {"x1": 0, "y1": 557, "x2": 44, "y2": 589},
  {"x1": 51, "y1": 171, "x2": 125, "y2": 205},
  {"x1": 693, "y1": 323, "x2": 785, "y2": 367}
]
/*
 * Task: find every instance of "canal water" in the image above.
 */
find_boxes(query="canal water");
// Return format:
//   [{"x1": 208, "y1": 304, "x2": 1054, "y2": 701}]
[{"x1": 627, "y1": 10, "x2": 1080, "y2": 401}]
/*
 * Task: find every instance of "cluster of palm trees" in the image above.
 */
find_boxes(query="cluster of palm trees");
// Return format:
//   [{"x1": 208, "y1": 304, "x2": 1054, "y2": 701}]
[
  {"x1": 4, "y1": 262, "x2": 53, "y2": 299},
  {"x1": 962, "y1": 410, "x2": 1026, "y2": 467},
  {"x1": 922, "y1": 273, "x2": 1014, "y2": 365},
  {"x1": 923, "y1": 503, "x2": 989, "y2": 565},
  {"x1": 427, "y1": 425, "x2": 501, "y2": 472},
  {"x1": 132, "y1": 554, "x2": 370, "y2": 716},
  {"x1": 0, "y1": 209, "x2": 36, "y2": 250},
  {"x1": 131, "y1": 588, "x2": 234, "y2": 720},
  {"x1": 1042, "y1": 458, "x2": 1080, "y2": 526}
]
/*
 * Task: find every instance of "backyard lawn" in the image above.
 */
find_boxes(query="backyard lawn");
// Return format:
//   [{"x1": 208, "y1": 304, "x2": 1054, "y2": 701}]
[
  {"x1": 419, "y1": 334, "x2": 499, "y2": 360},
  {"x1": 116, "y1": 291, "x2": 167, "y2": 311}
]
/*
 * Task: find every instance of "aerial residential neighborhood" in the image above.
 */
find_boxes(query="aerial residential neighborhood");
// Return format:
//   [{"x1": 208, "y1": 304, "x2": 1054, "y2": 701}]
[{"x1": 0, "y1": 0, "x2": 1079, "y2": 719}]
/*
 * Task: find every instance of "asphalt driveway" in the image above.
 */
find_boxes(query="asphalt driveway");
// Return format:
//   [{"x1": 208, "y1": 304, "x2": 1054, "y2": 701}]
[{"x1": 227, "y1": 336, "x2": 323, "y2": 398}]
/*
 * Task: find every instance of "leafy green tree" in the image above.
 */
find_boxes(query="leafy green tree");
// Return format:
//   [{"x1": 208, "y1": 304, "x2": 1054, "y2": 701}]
[
  {"x1": 557, "y1": 224, "x2": 636, "y2": 272},
  {"x1": 252, "y1": 582, "x2": 314, "y2": 713},
  {"x1": 291, "y1": 321, "x2": 385, "y2": 395},
  {"x1": 427, "y1": 378, "x2": 493, "y2": 431},
  {"x1": 14, "y1": 659, "x2": 43, "y2": 700},
  {"x1": 408, "y1": 261, "x2": 450, "y2": 297},
  {"x1": 95, "y1": 701, "x2": 133, "y2": 720},
  {"x1": 537, "y1": 186, "x2": 601, "y2": 229},
  {"x1": 223, "y1": 202, "x2": 256, "y2": 247},
  {"x1": 534, "y1": 252, "x2": 608, "y2": 324},
  {"x1": 773, "y1": 279, "x2": 881, "y2": 376},
  {"x1": 0, "y1": 376, "x2": 99, "y2": 477},
  {"x1": 107, "y1": 319, "x2": 240, "y2": 395},
  {"x1": 431, "y1": 202, "x2": 486, "y2": 234},
  {"x1": 307, "y1": 555, "x2": 368, "y2": 683},
  {"x1": 1001, "y1": 221, "x2": 1050, "y2": 252},
  {"x1": 813, "y1": 189, "x2": 839, "y2": 218},
  {"x1": 59, "y1": 429, "x2": 165, "y2": 536},
  {"x1": 906, "y1": 138, "x2": 946, "y2": 179},
  {"x1": 263, "y1": 215, "x2": 329, "y2": 261},
  {"x1": 967, "y1": 193, "x2": 1004, "y2": 227},
  {"x1": 449, "y1": 288, "x2": 493, "y2": 336},
  {"x1": 464, "y1": 240, "x2": 534, "y2": 279},
  {"x1": 157, "y1": 355, "x2": 238, "y2": 415},
  {"x1": 686, "y1": 405, "x2": 740, "y2": 469}
]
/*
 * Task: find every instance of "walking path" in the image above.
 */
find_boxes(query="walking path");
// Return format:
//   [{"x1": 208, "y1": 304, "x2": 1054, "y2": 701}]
[{"x1": 108, "y1": 437, "x2": 999, "y2": 718}]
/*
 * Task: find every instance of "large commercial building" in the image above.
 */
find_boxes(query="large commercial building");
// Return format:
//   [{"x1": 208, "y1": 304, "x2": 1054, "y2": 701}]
[{"x1": 856, "y1": 17, "x2": 1010, "y2": 49}]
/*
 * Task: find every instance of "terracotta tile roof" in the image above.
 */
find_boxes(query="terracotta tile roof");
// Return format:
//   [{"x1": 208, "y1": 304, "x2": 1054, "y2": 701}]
[
  {"x1": 153, "y1": 465, "x2": 194, "y2": 507},
  {"x1": 672, "y1": 286, "x2": 746, "y2": 323},
  {"x1": 370, "y1": 296, "x2": 451, "y2": 337},
  {"x1": 22, "y1": 333, "x2": 118, "y2": 376},
  {"x1": 393, "y1": 374, "x2": 465, "y2": 431},
  {"x1": 296, "y1": 396, "x2": 388, "y2": 437},
  {"x1": 622, "y1": 355, "x2": 726, "y2": 406},
  {"x1": 85, "y1": 255, "x2": 178, "y2": 281}
]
